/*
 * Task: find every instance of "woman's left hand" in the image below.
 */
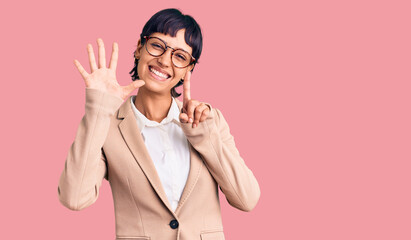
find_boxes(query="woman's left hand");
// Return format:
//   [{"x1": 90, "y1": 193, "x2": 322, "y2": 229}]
[{"x1": 179, "y1": 71, "x2": 210, "y2": 128}]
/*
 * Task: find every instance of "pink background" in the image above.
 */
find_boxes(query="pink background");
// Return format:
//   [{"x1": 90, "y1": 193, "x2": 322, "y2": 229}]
[{"x1": 1, "y1": 0, "x2": 410, "y2": 239}]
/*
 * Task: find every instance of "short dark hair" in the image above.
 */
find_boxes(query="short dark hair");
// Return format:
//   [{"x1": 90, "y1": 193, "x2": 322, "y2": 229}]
[{"x1": 129, "y1": 8, "x2": 203, "y2": 98}]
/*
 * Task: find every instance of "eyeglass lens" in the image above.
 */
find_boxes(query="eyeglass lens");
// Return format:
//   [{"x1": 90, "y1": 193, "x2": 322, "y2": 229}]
[{"x1": 146, "y1": 38, "x2": 191, "y2": 68}]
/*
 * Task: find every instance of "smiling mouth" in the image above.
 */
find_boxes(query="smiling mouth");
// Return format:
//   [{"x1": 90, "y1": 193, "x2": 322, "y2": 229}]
[{"x1": 149, "y1": 66, "x2": 171, "y2": 80}]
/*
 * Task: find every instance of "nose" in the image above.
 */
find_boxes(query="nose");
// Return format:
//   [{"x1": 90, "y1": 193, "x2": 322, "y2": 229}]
[{"x1": 157, "y1": 47, "x2": 173, "y2": 67}]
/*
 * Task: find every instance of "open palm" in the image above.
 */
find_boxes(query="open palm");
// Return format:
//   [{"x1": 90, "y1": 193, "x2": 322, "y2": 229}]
[{"x1": 74, "y1": 38, "x2": 145, "y2": 100}]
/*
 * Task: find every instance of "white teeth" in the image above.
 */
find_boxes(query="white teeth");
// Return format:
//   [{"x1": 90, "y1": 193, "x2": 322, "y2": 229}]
[{"x1": 150, "y1": 66, "x2": 169, "y2": 79}]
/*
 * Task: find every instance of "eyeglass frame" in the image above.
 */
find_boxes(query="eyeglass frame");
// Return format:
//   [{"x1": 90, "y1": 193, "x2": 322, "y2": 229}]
[{"x1": 143, "y1": 35, "x2": 196, "y2": 68}]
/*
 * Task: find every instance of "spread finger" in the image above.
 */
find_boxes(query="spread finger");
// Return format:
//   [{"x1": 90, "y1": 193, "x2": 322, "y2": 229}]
[
  {"x1": 87, "y1": 43, "x2": 98, "y2": 72},
  {"x1": 97, "y1": 38, "x2": 106, "y2": 68}
]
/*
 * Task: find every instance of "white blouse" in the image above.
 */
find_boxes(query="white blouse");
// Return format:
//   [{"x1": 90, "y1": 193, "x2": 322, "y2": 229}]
[{"x1": 130, "y1": 95, "x2": 190, "y2": 212}]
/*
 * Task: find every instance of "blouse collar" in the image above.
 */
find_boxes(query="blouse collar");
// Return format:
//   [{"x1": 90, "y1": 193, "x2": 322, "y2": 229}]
[{"x1": 130, "y1": 95, "x2": 181, "y2": 132}]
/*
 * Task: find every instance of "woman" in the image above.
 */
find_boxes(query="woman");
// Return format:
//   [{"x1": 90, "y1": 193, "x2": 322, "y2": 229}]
[{"x1": 58, "y1": 8, "x2": 260, "y2": 240}]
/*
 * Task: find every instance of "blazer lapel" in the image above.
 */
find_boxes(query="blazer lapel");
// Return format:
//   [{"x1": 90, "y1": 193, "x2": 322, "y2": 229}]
[
  {"x1": 117, "y1": 97, "x2": 173, "y2": 213},
  {"x1": 174, "y1": 98, "x2": 203, "y2": 215},
  {"x1": 116, "y1": 96, "x2": 203, "y2": 215}
]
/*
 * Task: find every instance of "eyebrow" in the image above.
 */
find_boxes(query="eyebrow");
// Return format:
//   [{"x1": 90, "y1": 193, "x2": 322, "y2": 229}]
[{"x1": 155, "y1": 36, "x2": 191, "y2": 53}]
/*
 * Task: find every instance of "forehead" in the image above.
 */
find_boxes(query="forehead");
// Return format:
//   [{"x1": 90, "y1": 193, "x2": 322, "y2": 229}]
[{"x1": 150, "y1": 29, "x2": 192, "y2": 54}]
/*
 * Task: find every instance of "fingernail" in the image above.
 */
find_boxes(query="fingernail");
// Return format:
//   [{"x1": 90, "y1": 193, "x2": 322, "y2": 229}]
[
  {"x1": 189, "y1": 118, "x2": 193, "y2": 123},
  {"x1": 193, "y1": 123, "x2": 196, "y2": 128}
]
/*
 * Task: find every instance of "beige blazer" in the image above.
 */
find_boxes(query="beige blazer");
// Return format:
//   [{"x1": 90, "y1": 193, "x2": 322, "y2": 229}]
[{"x1": 58, "y1": 88, "x2": 260, "y2": 240}]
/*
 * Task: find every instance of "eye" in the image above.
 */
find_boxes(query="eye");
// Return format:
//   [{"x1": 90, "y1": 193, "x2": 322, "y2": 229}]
[
  {"x1": 151, "y1": 43, "x2": 164, "y2": 49},
  {"x1": 176, "y1": 54, "x2": 187, "y2": 61}
]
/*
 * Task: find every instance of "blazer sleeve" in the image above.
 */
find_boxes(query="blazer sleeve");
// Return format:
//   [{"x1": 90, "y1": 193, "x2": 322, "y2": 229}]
[
  {"x1": 58, "y1": 88, "x2": 123, "y2": 211},
  {"x1": 180, "y1": 106, "x2": 261, "y2": 212}
]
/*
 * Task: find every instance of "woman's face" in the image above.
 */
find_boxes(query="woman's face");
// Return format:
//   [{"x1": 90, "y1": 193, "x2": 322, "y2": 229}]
[{"x1": 135, "y1": 28, "x2": 194, "y2": 96}]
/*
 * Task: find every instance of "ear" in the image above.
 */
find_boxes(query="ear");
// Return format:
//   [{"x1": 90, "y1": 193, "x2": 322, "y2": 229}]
[
  {"x1": 187, "y1": 64, "x2": 194, "y2": 72},
  {"x1": 134, "y1": 39, "x2": 143, "y2": 59},
  {"x1": 183, "y1": 65, "x2": 194, "y2": 78}
]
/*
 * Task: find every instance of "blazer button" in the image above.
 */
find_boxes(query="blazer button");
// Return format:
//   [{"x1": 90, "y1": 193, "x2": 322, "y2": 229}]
[{"x1": 169, "y1": 219, "x2": 179, "y2": 229}]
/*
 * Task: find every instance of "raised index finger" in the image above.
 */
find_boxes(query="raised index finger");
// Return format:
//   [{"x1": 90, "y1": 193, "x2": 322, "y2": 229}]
[{"x1": 183, "y1": 70, "x2": 191, "y2": 103}]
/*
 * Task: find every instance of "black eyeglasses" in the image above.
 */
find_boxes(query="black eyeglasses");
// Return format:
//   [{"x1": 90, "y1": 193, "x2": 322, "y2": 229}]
[{"x1": 143, "y1": 36, "x2": 196, "y2": 68}]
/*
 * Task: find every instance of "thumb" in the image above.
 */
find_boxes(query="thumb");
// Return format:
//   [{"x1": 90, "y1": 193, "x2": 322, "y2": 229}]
[
  {"x1": 179, "y1": 112, "x2": 189, "y2": 123},
  {"x1": 123, "y1": 80, "x2": 145, "y2": 94},
  {"x1": 132, "y1": 79, "x2": 146, "y2": 89}
]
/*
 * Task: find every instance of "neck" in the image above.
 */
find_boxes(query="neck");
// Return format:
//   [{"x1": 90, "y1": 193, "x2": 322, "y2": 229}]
[{"x1": 134, "y1": 87, "x2": 173, "y2": 123}]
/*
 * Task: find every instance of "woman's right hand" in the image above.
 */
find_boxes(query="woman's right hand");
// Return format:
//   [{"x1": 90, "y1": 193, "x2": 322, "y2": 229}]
[{"x1": 74, "y1": 38, "x2": 145, "y2": 101}]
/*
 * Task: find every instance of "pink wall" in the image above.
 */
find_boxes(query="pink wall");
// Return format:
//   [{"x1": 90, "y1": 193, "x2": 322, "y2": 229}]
[{"x1": 1, "y1": 0, "x2": 411, "y2": 239}]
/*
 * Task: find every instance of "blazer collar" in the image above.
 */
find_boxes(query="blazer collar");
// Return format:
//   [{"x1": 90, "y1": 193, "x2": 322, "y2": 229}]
[{"x1": 116, "y1": 95, "x2": 201, "y2": 216}]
